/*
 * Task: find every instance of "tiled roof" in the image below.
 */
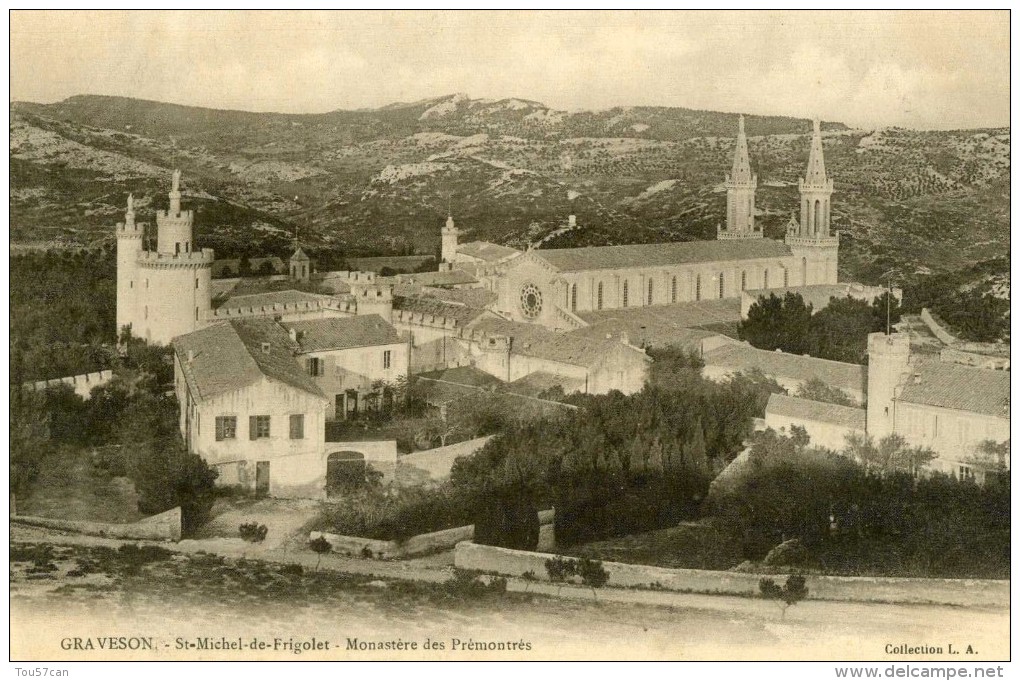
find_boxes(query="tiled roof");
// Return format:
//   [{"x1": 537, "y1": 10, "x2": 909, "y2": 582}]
[
  {"x1": 397, "y1": 270, "x2": 478, "y2": 287},
  {"x1": 284, "y1": 315, "x2": 404, "y2": 353},
  {"x1": 419, "y1": 286, "x2": 498, "y2": 309},
  {"x1": 508, "y1": 371, "x2": 585, "y2": 397},
  {"x1": 173, "y1": 320, "x2": 324, "y2": 401},
  {"x1": 766, "y1": 393, "x2": 866, "y2": 431},
  {"x1": 470, "y1": 318, "x2": 556, "y2": 346},
  {"x1": 457, "y1": 241, "x2": 521, "y2": 262},
  {"x1": 519, "y1": 330, "x2": 648, "y2": 368},
  {"x1": 576, "y1": 314, "x2": 723, "y2": 351},
  {"x1": 418, "y1": 366, "x2": 505, "y2": 389},
  {"x1": 897, "y1": 361, "x2": 1010, "y2": 417},
  {"x1": 703, "y1": 342, "x2": 867, "y2": 394},
  {"x1": 216, "y1": 290, "x2": 334, "y2": 311},
  {"x1": 577, "y1": 298, "x2": 743, "y2": 328},
  {"x1": 535, "y1": 239, "x2": 792, "y2": 273},
  {"x1": 393, "y1": 295, "x2": 490, "y2": 326}
]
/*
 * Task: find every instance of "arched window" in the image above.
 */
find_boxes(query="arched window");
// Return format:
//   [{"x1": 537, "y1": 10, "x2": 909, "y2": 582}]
[
  {"x1": 671, "y1": 276, "x2": 677, "y2": 303},
  {"x1": 741, "y1": 271, "x2": 747, "y2": 291},
  {"x1": 718, "y1": 272, "x2": 725, "y2": 299},
  {"x1": 814, "y1": 200, "x2": 821, "y2": 234},
  {"x1": 622, "y1": 281, "x2": 629, "y2": 308},
  {"x1": 570, "y1": 283, "x2": 577, "y2": 312},
  {"x1": 695, "y1": 275, "x2": 701, "y2": 301},
  {"x1": 597, "y1": 282, "x2": 604, "y2": 310},
  {"x1": 647, "y1": 279, "x2": 654, "y2": 305}
]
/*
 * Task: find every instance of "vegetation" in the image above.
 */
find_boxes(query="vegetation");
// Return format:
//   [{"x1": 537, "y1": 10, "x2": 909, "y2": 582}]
[
  {"x1": 739, "y1": 293, "x2": 902, "y2": 363},
  {"x1": 759, "y1": 575, "x2": 809, "y2": 619},
  {"x1": 309, "y1": 536, "x2": 332, "y2": 572},
  {"x1": 710, "y1": 430, "x2": 1010, "y2": 578},
  {"x1": 795, "y1": 377, "x2": 858, "y2": 407},
  {"x1": 314, "y1": 484, "x2": 476, "y2": 542},
  {"x1": 239, "y1": 522, "x2": 269, "y2": 543}
]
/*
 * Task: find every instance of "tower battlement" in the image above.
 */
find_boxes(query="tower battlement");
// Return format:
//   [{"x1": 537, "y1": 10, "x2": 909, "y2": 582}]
[{"x1": 117, "y1": 221, "x2": 145, "y2": 237}]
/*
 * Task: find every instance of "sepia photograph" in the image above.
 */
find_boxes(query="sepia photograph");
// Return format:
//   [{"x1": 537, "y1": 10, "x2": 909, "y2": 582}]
[{"x1": 7, "y1": 9, "x2": 1011, "y2": 669}]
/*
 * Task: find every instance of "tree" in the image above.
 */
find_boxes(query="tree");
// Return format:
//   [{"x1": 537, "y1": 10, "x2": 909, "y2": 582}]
[
  {"x1": 739, "y1": 293, "x2": 812, "y2": 355},
  {"x1": 806, "y1": 297, "x2": 876, "y2": 364},
  {"x1": 309, "y1": 536, "x2": 332, "y2": 572},
  {"x1": 10, "y1": 386, "x2": 52, "y2": 497},
  {"x1": 576, "y1": 556, "x2": 610, "y2": 601},
  {"x1": 842, "y1": 432, "x2": 936, "y2": 476},
  {"x1": 795, "y1": 377, "x2": 858, "y2": 407},
  {"x1": 759, "y1": 575, "x2": 809, "y2": 619}
]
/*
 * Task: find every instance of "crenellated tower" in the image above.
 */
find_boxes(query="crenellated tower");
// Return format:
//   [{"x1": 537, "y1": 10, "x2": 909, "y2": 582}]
[
  {"x1": 786, "y1": 119, "x2": 839, "y2": 285},
  {"x1": 116, "y1": 193, "x2": 144, "y2": 340},
  {"x1": 123, "y1": 170, "x2": 214, "y2": 345},
  {"x1": 718, "y1": 115, "x2": 761, "y2": 239}
]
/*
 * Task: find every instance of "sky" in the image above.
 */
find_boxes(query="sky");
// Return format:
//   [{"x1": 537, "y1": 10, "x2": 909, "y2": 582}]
[{"x1": 9, "y1": 10, "x2": 1011, "y2": 130}]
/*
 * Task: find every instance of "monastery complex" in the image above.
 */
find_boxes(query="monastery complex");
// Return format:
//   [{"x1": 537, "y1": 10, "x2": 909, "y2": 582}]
[{"x1": 110, "y1": 118, "x2": 1008, "y2": 496}]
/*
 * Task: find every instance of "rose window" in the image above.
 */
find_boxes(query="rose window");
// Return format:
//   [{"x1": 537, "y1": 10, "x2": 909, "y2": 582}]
[{"x1": 519, "y1": 283, "x2": 543, "y2": 318}]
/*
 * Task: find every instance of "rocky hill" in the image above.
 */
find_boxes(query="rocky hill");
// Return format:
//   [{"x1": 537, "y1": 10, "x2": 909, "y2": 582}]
[{"x1": 10, "y1": 94, "x2": 1010, "y2": 288}]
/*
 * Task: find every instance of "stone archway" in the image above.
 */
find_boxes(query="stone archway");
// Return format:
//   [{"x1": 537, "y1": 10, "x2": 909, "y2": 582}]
[{"x1": 326, "y1": 450, "x2": 366, "y2": 497}]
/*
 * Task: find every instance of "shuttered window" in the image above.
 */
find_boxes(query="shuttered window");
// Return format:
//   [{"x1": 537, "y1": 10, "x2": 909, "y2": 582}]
[
  {"x1": 289, "y1": 414, "x2": 304, "y2": 440},
  {"x1": 249, "y1": 415, "x2": 270, "y2": 440},
  {"x1": 215, "y1": 416, "x2": 237, "y2": 441}
]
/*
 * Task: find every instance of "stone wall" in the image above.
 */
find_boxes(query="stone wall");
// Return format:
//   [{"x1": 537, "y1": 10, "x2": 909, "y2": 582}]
[
  {"x1": 12, "y1": 507, "x2": 181, "y2": 542},
  {"x1": 25, "y1": 369, "x2": 114, "y2": 399},
  {"x1": 453, "y1": 541, "x2": 1008, "y2": 607}
]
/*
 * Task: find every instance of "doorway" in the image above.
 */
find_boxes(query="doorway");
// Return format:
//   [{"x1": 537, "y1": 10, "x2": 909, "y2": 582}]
[{"x1": 255, "y1": 461, "x2": 270, "y2": 497}]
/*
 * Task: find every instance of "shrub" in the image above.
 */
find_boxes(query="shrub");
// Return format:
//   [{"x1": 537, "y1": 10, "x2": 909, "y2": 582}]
[
  {"x1": 317, "y1": 484, "x2": 475, "y2": 542},
  {"x1": 239, "y1": 522, "x2": 269, "y2": 543},
  {"x1": 444, "y1": 570, "x2": 507, "y2": 600},
  {"x1": 576, "y1": 557, "x2": 610, "y2": 600},
  {"x1": 309, "y1": 536, "x2": 332, "y2": 572},
  {"x1": 763, "y1": 538, "x2": 811, "y2": 568},
  {"x1": 473, "y1": 495, "x2": 540, "y2": 551},
  {"x1": 759, "y1": 575, "x2": 809, "y2": 618}
]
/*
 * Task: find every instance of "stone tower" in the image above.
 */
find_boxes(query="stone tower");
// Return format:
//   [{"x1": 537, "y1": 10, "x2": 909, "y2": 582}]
[
  {"x1": 289, "y1": 246, "x2": 311, "y2": 283},
  {"x1": 116, "y1": 193, "x2": 144, "y2": 340},
  {"x1": 130, "y1": 170, "x2": 215, "y2": 345},
  {"x1": 718, "y1": 115, "x2": 760, "y2": 239},
  {"x1": 866, "y1": 332, "x2": 912, "y2": 440},
  {"x1": 441, "y1": 215, "x2": 459, "y2": 263},
  {"x1": 786, "y1": 119, "x2": 839, "y2": 285}
]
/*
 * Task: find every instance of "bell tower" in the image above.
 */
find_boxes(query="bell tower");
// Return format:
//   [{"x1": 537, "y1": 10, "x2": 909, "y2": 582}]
[
  {"x1": 786, "y1": 119, "x2": 839, "y2": 285},
  {"x1": 718, "y1": 115, "x2": 760, "y2": 239},
  {"x1": 441, "y1": 215, "x2": 459, "y2": 263}
]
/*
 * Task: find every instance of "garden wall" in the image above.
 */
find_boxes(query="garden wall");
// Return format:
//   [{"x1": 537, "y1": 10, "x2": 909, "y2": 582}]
[
  {"x1": 311, "y1": 509, "x2": 556, "y2": 560},
  {"x1": 454, "y1": 542, "x2": 1009, "y2": 607},
  {"x1": 12, "y1": 507, "x2": 181, "y2": 542}
]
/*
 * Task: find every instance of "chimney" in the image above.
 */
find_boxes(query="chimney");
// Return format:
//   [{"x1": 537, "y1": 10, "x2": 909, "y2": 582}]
[
  {"x1": 288, "y1": 328, "x2": 298, "y2": 343},
  {"x1": 568, "y1": 214, "x2": 577, "y2": 228},
  {"x1": 261, "y1": 342, "x2": 271, "y2": 355}
]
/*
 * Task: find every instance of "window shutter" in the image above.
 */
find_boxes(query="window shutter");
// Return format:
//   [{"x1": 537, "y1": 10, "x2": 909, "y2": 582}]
[
  {"x1": 249, "y1": 415, "x2": 257, "y2": 440},
  {"x1": 215, "y1": 417, "x2": 223, "y2": 441}
]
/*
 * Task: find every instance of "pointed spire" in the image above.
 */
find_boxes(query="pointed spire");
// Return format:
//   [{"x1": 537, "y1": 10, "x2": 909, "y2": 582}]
[
  {"x1": 803, "y1": 118, "x2": 827, "y2": 186},
  {"x1": 729, "y1": 115, "x2": 753, "y2": 184}
]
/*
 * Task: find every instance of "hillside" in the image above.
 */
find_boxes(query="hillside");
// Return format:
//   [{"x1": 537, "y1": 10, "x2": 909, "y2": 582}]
[{"x1": 10, "y1": 94, "x2": 1010, "y2": 290}]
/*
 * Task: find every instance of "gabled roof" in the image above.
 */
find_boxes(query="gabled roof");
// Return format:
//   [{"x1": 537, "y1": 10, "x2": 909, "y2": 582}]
[
  {"x1": 290, "y1": 247, "x2": 310, "y2": 262},
  {"x1": 173, "y1": 320, "x2": 324, "y2": 402},
  {"x1": 216, "y1": 289, "x2": 334, "y2": 311},
  {"x1": 393, "y1": 295, "x2": 490, "y2": 326},
  {"x1": 396, "y1": 270, "x2": 478, "y2": 287},
  {"x1": 533, "y1": 239, "x2": 793, "y2": 273},
  {"x1": 284, "y1": 315, "x2": 404, "y2": 353},
  {"x1": 518, "y1": 329, "x2": 649, "y2": 369},
  {"x1": 703, "y1": 342, "x2": 867, "y2": 395},
  {"x1": 457, "y1": 241, "x2": 521, "y2": 262},
  {"x1": 766, "y1": 393, "x2": 866, "y2": 432},
  {"x1": 897, "y1": 361, "x2": 1010, "y2": 418}
]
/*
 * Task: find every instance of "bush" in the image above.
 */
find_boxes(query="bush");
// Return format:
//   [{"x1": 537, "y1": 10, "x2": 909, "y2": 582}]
[
  {"x1": 316, "y1": 484, "x2": 475, "y2": 542},
  {"x1": 239, "y1": 522, "x2": 269, "y2": 543},
  {"x1": 759, "y1": 575, "x2": 809, "y2": 618},
  {"x1": 309, "y1": 535, "x2": 332, "y2": 571},
  {"x1": 763, "y1": 538, "x2": 811, "y2": 567},
  {"x1": 473, "y1": 495, "x2": 540, "y2": 551}
]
